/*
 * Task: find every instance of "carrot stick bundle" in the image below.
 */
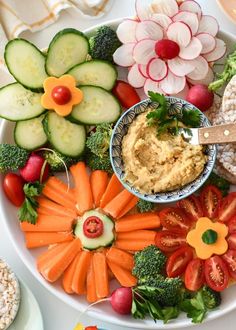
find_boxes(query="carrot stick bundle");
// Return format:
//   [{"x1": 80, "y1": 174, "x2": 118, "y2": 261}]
[
  {"x1": 90, "y1": 170, "x2": 108, "y2": 207},
  {"x1": 107, "y1": 260, "x2": 137, "y2": 287},
  {"x1": 106, "y1": 247, "x2": 134, "y2": 271},
  {"x1": 100, "y1": 174, "x2": 123, "y2": 208}
]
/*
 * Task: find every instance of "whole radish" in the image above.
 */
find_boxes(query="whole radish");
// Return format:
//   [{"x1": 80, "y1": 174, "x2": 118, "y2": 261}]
[
  {"x1": 20, "y1": 153, "x2": 49, "y2": 182},
  {"x1": 110, "y1": 287, "x2": 133, "y2": 315},
  {"x1": 186, "y1": 84, "x2": 214, "y2": 112}
]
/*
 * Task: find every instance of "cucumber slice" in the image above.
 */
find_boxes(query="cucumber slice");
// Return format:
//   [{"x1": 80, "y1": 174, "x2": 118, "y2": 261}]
[
  {"x1": 70, "y1": 86, "x2": 121, "y2": 125},
  {"x1": 68, "y1": 60, "x2": 117, "y2": 91},
  {"x1": 46, "y1": 29, "x2": 89, "y2": 77},
  {"x1": 4, "y1": 39, "x2": 48, "y2": 91},
  {"x1": 74, "y1": 210, "x2": 114, "y2": 250},
  {"x1": 43, "y1": 112, "x2": 86, "y2": 157},
  {"x1": 0, "y1": 83, "x2": 45, "y2": 121},
  {"x1": 14, "y1": 114, "x2": 47, "y2": 150}
]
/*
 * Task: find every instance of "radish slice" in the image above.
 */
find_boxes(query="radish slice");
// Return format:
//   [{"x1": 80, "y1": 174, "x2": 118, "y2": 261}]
[
  {"x1": 113, "y1": 43, "x2": 135, "y2": 67},
  {"x1": 203, "y1": 38, "x2": 226, "y2": 62},
  {"x1": 179, "y1": 37, "x2": 202, "y2": 60},
  {"x1": 167, "y1": 22, "x2": 192, "y2": 47},
  {"x1": 147, "y1": 58, "x2": 168, "y2": 82},
  {"x1": 197, "y1": 15, "x2": 219, "y2": 37},
  {"x1": 128, "y1": 63, "x2": 146, "y2": 88},
  {"x1": 136, "y1": 20, "x2": 164, "y2": 41},
  {"x1": 168, "y1": 57, "x2": 194, "y2": 77},
  {"x1": 150, "y1": 0, "x2": 179, "y2": 17},
  {"x1": 172, "y1": 83, "x2": 189, "y2": 99},
  {"x1": 160, "y1": 71, "x2": 186, "y2": 95},
  {"x1": 152, "y1": 13, "x2": 172, "y2": 30},
  {"x1": 133, "y1": 39, "x2": 156, "y2": 65},
  {"x1": 135, "y1": 0, "x2": 152, "y2": 20},
  {"x1": 196, "y1": 33, "x2": 216, "y2": 54},
  {"x1": 187, "y1": 66, "x2": 214, "y2": 86},
  {"x1": 173, "y1": 11, "x2": 199, "y2": 36},
  {"x1": 179, "y1": 0, "x2": 202, "y2": 20},
  {"x1": 187, "y1": 56, "x2": 209, "y2": 80},
  {"x1": 144, "y1": 79, "x2": 163, "y2": 96},
  {"x1": 116, "y1": 19, "x2": 138, "y2": 44},
  {"x1": 138, "y1": 64, "x2": 149, "y2": 78}
]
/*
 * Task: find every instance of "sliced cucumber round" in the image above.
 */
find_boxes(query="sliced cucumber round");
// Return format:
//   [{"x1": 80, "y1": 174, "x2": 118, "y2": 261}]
[
  {"x1": 46, "y1": 28, "x2": 89, "y2": 77},
  {"x1": 4, "y1": 39, "x2": 48, "y2": 91},
  {"x1": 74, "y1": 210, "x2": 114, "y2": 250},
  {"x1": 0, "y1": 83, "x2": 45, "y2": 121},
  {"x1": 70, "y1": 86, "x2": 121, "y2": 125},
  {"x1": 43, "y1": 112, "x2": 86, "y2": 157},
  {"x1": 68, "y1": 60, "x2": 117, "y2": 91}
]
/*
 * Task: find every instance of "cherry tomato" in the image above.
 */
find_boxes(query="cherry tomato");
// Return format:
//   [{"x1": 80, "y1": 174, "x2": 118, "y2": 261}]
[
  {"x1": 184, "y1": 258, "x2": 205, "y2": 291},
  {"x1": 177, "y1": 195, "x2": 203, "y2": 221},
  {"x1": 3, "y1": 173, "x2": 25, "y2": 207},
  {"x1": 166, "y1": 245, "x2": 193, "y2": 278},
  {"x1": 200, "y1": 185, "x2": 222, "y2": 219},
  {"x1": 204, "y1": 256, "x2": 229, "y2": 291},
  {"x1": 155, "y1": 230, "x2": 186, "y2": 252},
  {"x1": 218, "y1": 192, "x2": 236, "y2": 222},
  {"x1": 159, "y1": 207, "x2": 192, "y2": 233},
  {"x1": 83, "y1": 216, "x2": 104, "y2": 238},
  {"x1": 51, "y1": 85, "x2": 71, "y2": 105},
  {"x1": 222, "y1": 250, "x2": 236, "y2": 280},
  {"x1": 228, "y1": 216, "x2": 236, "y2": 234},
  {"x1": 112, "y1": 80, "x2": 140, "y2": 108}
]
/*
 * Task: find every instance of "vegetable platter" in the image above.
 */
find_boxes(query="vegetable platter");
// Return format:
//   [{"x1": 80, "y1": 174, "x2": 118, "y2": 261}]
[{"x1": 1, "y1": 1, "x2": 236, "y2": 329}]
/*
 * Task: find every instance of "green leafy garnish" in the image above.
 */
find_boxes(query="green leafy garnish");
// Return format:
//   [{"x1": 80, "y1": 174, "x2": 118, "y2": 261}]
[
  {"x1": 181, "y1": 108, "x2": 201, "y2": 127},
  {"x1": 180, "y1": 291, "x2": 207, "y2": 323}
]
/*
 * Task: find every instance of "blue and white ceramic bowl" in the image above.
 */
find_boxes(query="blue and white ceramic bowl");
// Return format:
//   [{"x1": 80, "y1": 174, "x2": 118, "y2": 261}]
[{"x1": 110, "y1": 97, "x2": 217, "y2": 203}]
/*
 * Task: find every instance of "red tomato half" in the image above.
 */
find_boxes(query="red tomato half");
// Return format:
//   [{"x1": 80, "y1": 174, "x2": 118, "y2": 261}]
[
  {"x1": 177, "y1": 195, "x2": 203, "y2": 221},
  {"x1": 200, "y1": 185, "x2": 222, "y2": 219},
  {"x1": 184, "y1": 258, "x2": 205, "y2": 291},
  {"x1": 204, "y1": 256, "x2": 229, "y2": 291},
  {"x1": 155, "y1": 230, "x2": 186, "y2": 252},
  {"x1": 3, "y1": 173, "x2": 25, "y2": 207},
  {"x1": 218, "y1": 192, "x2": 236, "y2": 222},
  {"x1": 112, "y1": 80, "x2": 140, "y2": 108},
  {"x1": 159, "y1": 207, "x2": 192, "y2": 233},
  {"x1": 166, "y1": 245, "x2": 193, "y2": 278},
  {"x1": 227, "y1": 234, "x2": 236, "y2": 250},
  {"x1": 222, "y1": 250, "x2": 236, "y2": 280},
  {"x1": 228, "y1": 216, "x2": 236, "y2": 234}
]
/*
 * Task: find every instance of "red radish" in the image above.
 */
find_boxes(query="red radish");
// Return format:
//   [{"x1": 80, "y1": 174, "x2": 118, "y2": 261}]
[
  {"x1": 138, "y1": 64, "x2": 149, "y2": 79},
  {"x1": 173, "y1": 11, "x2": 199, "y2": 36},
  {"x1": 116, "y1": 19, "x2": 138, "y2": 44},
  {"x1": 128, "y1": 64, "x2": 146, "y2": 88},
  {"x1": 187, "y1": 66, "x2": 214, "y2": 86},
  {"x1": 133, "y1": 39, "x2": 156, "y2": 65},
  {"x1": 179, "y1": 37, "x2": 202, "y2": 60},
  {"x1": 168, "y1": 57, "x2": 194, "y2": 77},
  {"x1": 113, "y1": 43, "x2": 135, "y2": 67},
  {"x1": 144, "y1": 79, "x2": 163, "y2": 96},
  {"x1": 152, "y1": 13, "x2": 172, "y2": 30},
  {"x1": 20, "y1": 153, "x2": 50, "y2": 183},
  {"x1": 150, "y1": 0, "x2": 178, "y2": 17},
  {"x1": 203, "y1": 38, "x2": 226, "y2": 62},
  {"x1": 135, "y1": 20, "x2": 163, "y2": 41},
  {"x1": 186, "y1": 84, "x2": 214, "y2": 112},
  {"x1": 196, "y1": 33, "x2": 216, "y2": 54},
  {"x1": 110, "y1": 287, "x2": 133, "y2": 315},
  {"x1": 187, "y1": 56, "x2": 208, "y2": 81},
  {"x1": 179, "y1": 0, "x2": 202, "y2": 20},
  {"x1": 167, "y1": 21, "x2": 192, "y2": 47},
  {"x1": 155, "y1": 39, "x2": 180, "y2": 60},
  {"x1": 160, "y1": 71, "x2": 186, "y2": 95},
  {"x1": 198, "y1": 15, "x2": 219, "y2": 37},
  {"x1": 147, "y1": 58, "x2": 168, "y2": 82},
  {"x1": 135, "y1": 0, "x2": 152, "y2": 21}
]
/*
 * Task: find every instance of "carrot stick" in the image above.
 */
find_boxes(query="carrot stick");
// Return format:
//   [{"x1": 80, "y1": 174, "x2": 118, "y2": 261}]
[
  {"x1": 20, "y1": 214, "x2": 74, "y2": 232},
  {"x1": 107, "y1": 260, "x2": 137, "y2": 287},
  {"x1": 37, "y1": 197, "x2": 77, "y2": 218},
  {"x1": 103, "y1": 189, "x2": 135, "y2": 218},
  {"x1": 116, "y1": 230, "x2": 157, "y2": 242},
  {"x1": 62, "y1": 252, "x2": 81, "y2": 294},
  {"x1": 43, "y1": 185, "x2": 77, "y2": 211},
  {"x1": 93, "y1": 252, "x2": 109, "y2": 298},
  {"x1": 70, "y1": 162, "x2": 94, "y2": 214},
  {"x1": 72, "y1": 250, "x2": 92, "y2": 295},
  {"x1": 106, "y1": 247, "x2": 134, "y2": 271},
  {"x1": 46, "y1": 176, "x2": 76, "y2": 204},
  {"x1": 25, "y1": 232, "x2": 73, "y2": 249},
  {"x1": 39, "y1": 238, "x2": 82, "y2": 282},
  {"x1": 115, "y1": 239, "x2": 155, "y2": 251},
  {"x1": 116, "y1": 196, "x2": 139, "y2": 219},
  {"x1": 90, "y1": 170, "x2": 108, "y2": 207},
  {"x1": 37, "y1": 242, "x2": 70, "y2": 271},
  {"x1": 115, "y1": 213, "x2": 160, "y2": 232},
  {"x1": 86, "y1": 254, "x2": 98, "y2": 303},
  {"x1": 100, "y1": 174, "x2": 123, "y2": 208}
]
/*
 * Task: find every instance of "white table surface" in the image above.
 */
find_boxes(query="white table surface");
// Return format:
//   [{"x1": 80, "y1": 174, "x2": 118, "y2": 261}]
[{"x1": 1, "y1": 0, "x2": 236, "y2": 329}]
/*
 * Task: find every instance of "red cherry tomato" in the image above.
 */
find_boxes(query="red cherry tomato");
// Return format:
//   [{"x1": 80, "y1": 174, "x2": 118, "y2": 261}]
[
  {"x1": 184, "y1": 258, "x2": 205, "y2": 291},
  {"x1": 228, "y1": 216, "x2": 236, "y2": 234},
  {"x1": 166, "y1": 245, "x2": 193, "y2": 278},
  {"x1": 85, "y1": 327, "x2": 98, "y2": 330},
  {"x1": 3, "y1": 173, "x2": 25, "y2": 207},
  {"x1": 217, "y1": 192, "x2": 236, "y2": 222},
  {"x1": 155, "y1": 39, "x2": 180, "y2": 59},
  {"x1": 204, "y1": 256, "x2": 229, "y2": 291},
  {"x1": 51, "y1": 85, "x2": 71, "y2": 105},
  {"x1": 83, "y1": 216, "x2": 104, "y2": 238},
  {"x1": 200, "y1": 185, "x2": 222, "y2": 219},
  {"x1": 155, "y1": 230, "x2": 186, "y2": 252},
  {"x1": 159, "y1": 207, "x2": 192, "y2": 233},
  {"x1": 222, "y1": 250, "x2": 236, "y2": 280},
  {"x1": 112, "y1": 80, "x2": 140, "y2": 108},
  {"x1": 177, "y1": 195, "x2": 203, "y2": 221}
]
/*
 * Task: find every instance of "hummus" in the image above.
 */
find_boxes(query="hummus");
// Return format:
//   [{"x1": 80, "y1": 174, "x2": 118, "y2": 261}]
[{"x1": 122, "y1": 111, "x2": 207, "y2": 194}]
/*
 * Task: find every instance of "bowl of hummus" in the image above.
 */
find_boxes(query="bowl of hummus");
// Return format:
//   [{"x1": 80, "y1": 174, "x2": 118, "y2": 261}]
[{"x1": 110, "y1": 96, "x2": 217, "y2": 203}]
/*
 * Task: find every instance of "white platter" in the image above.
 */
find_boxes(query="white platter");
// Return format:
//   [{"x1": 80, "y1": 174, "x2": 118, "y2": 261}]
[{"x1": 1, "y1": 18, "x2": 236, "y2": 329}]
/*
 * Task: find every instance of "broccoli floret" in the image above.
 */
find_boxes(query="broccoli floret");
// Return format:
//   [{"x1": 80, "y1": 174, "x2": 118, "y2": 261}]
[
  {"x1": 201, "y1": 286, "x2": 221, "y2": 309},
  {"x1": 137, "y1": 199, "x2": 155, "y2": 213},
  {"x1": 0, "y1": 144, "x2": 29, "y2": 172},
  {"x1": 86, "y1": 123, "x2": 113, "y2": 158},
  {"x1": 89, "y1": 26, "x2": 121, "y2": 62},
  {"x1": 43, "y1": 149, "x2": 83, "y2": 172},
  {"x1": 86, "y1": 152, "x2": 113, "y2": 174},
  {"x1": 204, "y1": 172, "x2": 230, "y2": 197}
]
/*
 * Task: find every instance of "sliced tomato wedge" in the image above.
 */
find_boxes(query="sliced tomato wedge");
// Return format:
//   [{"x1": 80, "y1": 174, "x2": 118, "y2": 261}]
[
  {"x1": 166, "y1": 245, "x2": 193, "y2": 278},
  {"x1": 227, "y1": 233, "x2": 236, "y2": 250},
  {"x1": 184, "y1": 258, "x2": 205, "y2": 291},
  {"x1": 204, "y1": 256, "x2": 229, "y2": 291},
  {"x1": 228, "y1": 216, "x2": 236, "y2": 234},
  {"x1": 222, "y1": 250, "x2": 236, "y2": 280},
  {"x1": 155, "y1": 230, "x2": 186, "y2": 252},
  {"x1": 200, "y1": 185, "x2": 222, "y2": 219},
  {"x1": 159, "y1": 207, "x2": 192, "y2": 233},
  {"x1": 177, "y1": 195, "x2": 203, "y2": 221},
  {"x1": 218, "y1": 192, "x2": 236, "y2": 222}
]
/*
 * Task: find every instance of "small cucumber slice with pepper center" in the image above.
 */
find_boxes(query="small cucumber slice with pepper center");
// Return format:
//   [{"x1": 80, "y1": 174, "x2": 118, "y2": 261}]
[{"x1": 202, "y1": 229, "x2": 218, "y2": 245}]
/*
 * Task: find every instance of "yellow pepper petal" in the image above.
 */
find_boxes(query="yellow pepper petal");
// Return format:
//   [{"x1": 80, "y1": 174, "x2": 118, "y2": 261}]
[{"x1": 73, "y1": 324, "x2": 84, "y2": 330}]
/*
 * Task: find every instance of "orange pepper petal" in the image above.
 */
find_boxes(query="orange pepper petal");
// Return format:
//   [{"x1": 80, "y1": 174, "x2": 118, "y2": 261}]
[{"x1": 59, "y1": 74, "x2": 77, "y2": 87}]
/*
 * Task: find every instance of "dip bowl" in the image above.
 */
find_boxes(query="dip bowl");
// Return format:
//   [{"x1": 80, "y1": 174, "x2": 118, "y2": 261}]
[{"x1": 110, "y1": 97, "x2": 217, "y2": 203}]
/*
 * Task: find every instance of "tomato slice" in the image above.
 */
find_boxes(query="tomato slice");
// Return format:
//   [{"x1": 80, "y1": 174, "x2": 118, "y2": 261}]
[
  {"x1": 83, "y1": 216, "x2": 104, "y2": 238},
  {"x1": 112, "y1": 80, "x2": 140, "y2": 108},
  {"x1": 177, "y1": 195, "x2": 203, "y2": 221},
  {"x1": 200, "y1": 185, "x2": 222, "y2": 219},
  {"x1": 227, "y1": 233, "x2": 236, "y2": 250},
  {"x1": 155, "y1": 230, "x2": 186, "y2": 252},
  {"x1": 222, "y1": 250, "x2": 236, "y2": 280},
  {"x1": 184, "y1": 258, "x2": 205, "y2": 291},
  {"x1": 204, "y1": 256, "x2": 229, "y2": 291},
  {"x1": 166, "y1": 245, "x2": 193, "y2": 277},
  {"x1": 159, "y1": 207, "x2": 192, "y2": 233},
  {"x1": 228, "y1": 216, "x2": 236, "y2": 234},
  {"x1": 217, "y1": 192, "x2": 236, "y2": 222}
]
